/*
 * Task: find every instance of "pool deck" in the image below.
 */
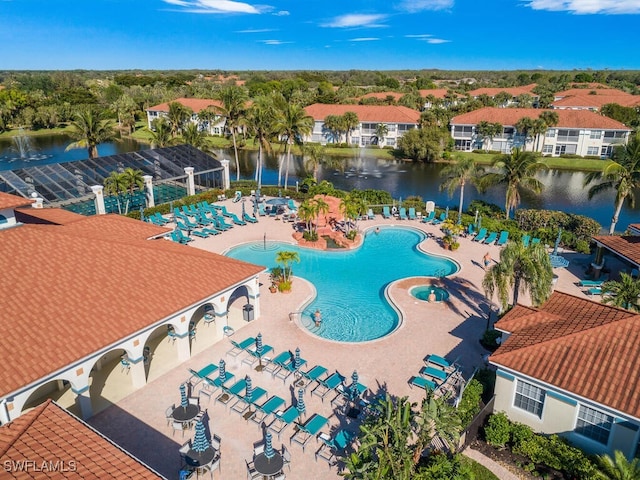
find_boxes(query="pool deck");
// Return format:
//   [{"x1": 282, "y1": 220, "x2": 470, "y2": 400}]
[{"x1": 89, "y1": 199, "x2": 592, "y2": 480}]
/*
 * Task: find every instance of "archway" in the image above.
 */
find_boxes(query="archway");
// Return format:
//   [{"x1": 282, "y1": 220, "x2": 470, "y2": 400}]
[
  {"x1": 226, "y1": 285, "x2": 252, "y2": 331},
  {"x1": 21, "y1": 378, "x2": 76, "y2": 416},
  {"x1": 88, "y1": 347, "x2": 135, "y2": 416},
  {"x1": 189, "y1": 303, "x2": 222, "y2": 356},
  {"x1": 144, "y1": 323, "x2": 181, "y2": 382}
]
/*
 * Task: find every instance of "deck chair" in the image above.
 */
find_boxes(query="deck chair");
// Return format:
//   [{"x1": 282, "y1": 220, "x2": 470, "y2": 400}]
[
  {"x1": 226, "y1": 336, "x2": 256, "y2": 358},
  {"x1": 190, "y1": 230, "x2": 209, "y2": 238},
  {"x1": 242, "y1": 344, "x2": 274, "y2": 368},
  {"x1": 587, "y1": 287, "x2": 603, "y2": 296},
  {"x1": 432, "y1": 212, "x2": 446, "y2": 225},
  {"x1": 473, "y1": 228, "x2": 488, "y2": 242},
  {"x1": 399, "y1": 207, "x2": 408, "y2": 220},
  {"x1": 301, "y1": 365, "x2": 328, "y2": 385},
  {"x1": 408, "y1": 208, "x2": 416, "y2": 220},
  {"x1": 202, "y1": 227, "x2": 221, "y2": 236},
  {"x1": 258, "y1": 203, "x2": 267, "y2": 216},
  {"x1": 420, "y1": 365, "x2": 448, "y2": 382},
  {"x1": 315, "y1": 429, "x2": 355, "y2": 464},
  {"x1": 483, "y1": 231, "x2": 498, "y2": 244},
  {"x1": 409, "y1": 376, "x2": 437, "y2": 391},
  {"x1": 231, "y1": 386, "x2": 268, "y2": 415},
  {"x1": 267, "y1": 406, "x2": 300, "y2": 439},
  {"x1": 579, "y1": 279, "x2": 604, "y2": 287},
  {"x1": 153, "y1": 212, "x2": 169, "y2": 225},
  {"x1": 521, "y1": 234, "x2": 531, "y2": 247},
  {"x1": 421, "y1": 211, "x2": 435, "y2": 223},
  {"x1": 249, "y1": 395, "x2": 286, "y2": 425},
  {"x1": 202, "y1": 371, "x2": 235, "y2": 395},
  {"x1": 367, "y1": 208, "x2": 375, "y2": 220},
  {"x1": 188, "y1": 363, "x2": 218, "y2": 386},
  {"x1": 216, "y1": 377, "x2": 247, "y2": 410},
  {"x1": 291, "y1": 414, "x2": 329, "y2": 451},
  {"x1": 174, "y1": 229, "x2": 193, "y2": 244},
  {"x1": 263, "y1": 351, "x2": 292, "y2": 376},
  {"x1": 496, "y1": 231, "x2": 509, "y2": 246},
  {"x1": 466, "y1": 223, "x2": 476, "y2": 237},
  {"x1": 230, "y1": 213, "x2": 247, "y2": 226},
  {"x1": 287, "y1": 199, "x2": 298, "y2": 212},
  {"x1": 233, "y1": 191, "x2": 242, "y2": 202},
  {"x1": 274, "y1": 356, "x2": 307, "y2": 382},
  {"x1": 425, "y1": 354, "x2": 452, "y2": 369},
  {"x1": 243, "y1": 213, "x2": 258, "y2": 223},
  {"x1": 311, "y1": 372, "x2": 345, "y2": 401},
  {"x1": 382, "y1": 206, "x2": 391, "y2": 219}
]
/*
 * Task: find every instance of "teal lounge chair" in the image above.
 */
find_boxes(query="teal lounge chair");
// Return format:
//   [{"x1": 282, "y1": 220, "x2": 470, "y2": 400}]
[
  {"x1": 301, "y1": 365, "x2": 328, "y2": 384},
  {"x1": 216, "y1": 378, "x2": 247, "y2": 410},
  {"x1": 242, "y1": 344, "x2": 274, "y2": 367},
  {"x1": 483, "y1": 231, "x2": 498, "y2": 244},
  {"x1": 288, "y1": 199, "x2": 298, "y2": 212},
  {"x1": 311, "y1": 372, "x2": 345, "y2": 401},
  {"x1": 226, "y1": 336, "x2": 256, "y2": 358},
  {"x1": 243, "y1": 213, "x2": 258, "y2": 223},
  {"x1": 399, "y1": 207, "x2": 408, "y2": 220},
  {"x1": 367, "y1": 208, "x2": 375, "y2": 220},
  {"x1": 408, "y1": 208, "x2": 416, "y2": 220},
  {"x1": 229, "y1": 213, "x2": 246, "y2": 226},
  {"x1": 587, "y1": 287, "x2": 603, "y2": 296},
  {"x1": 432, "y1": 212, "x2": 446, "y2": 225},
  {"x1": 315, "y1": 429, "x2": 355, "y2": 463},
  {"x1": 496, "y1": 231, "x2": 509, "y2": 246},
  {"x1": 153, "y1": 212, "x2": 169, "y2": 225},
  {"x1": 267, "y1": 405, "x2": 300, "y2": 439},
  {"x1": 258, "y1": 203, "x2": 267, "y2": 216},
  {"x1": 425, "y1": 354, "x2": 451, "y2": 369},
  {"x1": 191, "y1": 230, "x2": 209, "y2": 238},
  {"x1": 202, "y1": 227, "x2": 221, "y2": 236},
  {"x1": 173, "y1": 229, "x2": 192, "y2": 244},
  {"x1": 231, "y1": 386, "x2": 268, "y2": 415},
  {"x1": 249, "y1": 395, "x2": 286, "y2": 425},
  {"x1": 522, "y1": 234, "x2": 531, "y2": 247},
  {"x1": 263, "y1": 350, "x2": 293, "y2": 375},
  {"x1": 409, "y1": 376, "x2": 437, "y2": 391},
  {"x1": 275, "y1": 355, "x2": 307, "y2": 382},
  {"x1": 382, "y1": 206, "x2": 391, "y2": 219},
  {"x1": 291, "y1": 414, "x2": 329, "y2": 451},
  {"x1": 421, "y1": 211, "x2": 435, "y2": 223},
  {"x1": 579, "y1": 279, "x2": 604, "y2": 287},
  {"x1": 531, "y1": 237, "x2": 540, "y2": 245},
  {"x1": 419, "y1": 365, "x2": 447, "y2": 382},
  {"x1": 467, "y1": 223, "x2": 476, "y2": 236},
  {"x1": 203, "y1": 371, "x2": 235, "y2": 392},
  {"x1": 188, "y1": 363, "x2": 218, "y2": 385},
  {"x1": 473, "y1": 228, "x2": 488, "y2": 242}
]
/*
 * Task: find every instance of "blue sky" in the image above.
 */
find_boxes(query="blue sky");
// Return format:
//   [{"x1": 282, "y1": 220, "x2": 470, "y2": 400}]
[{"x1": 1, "y1": 0, "x2": 638, "y2": 70}]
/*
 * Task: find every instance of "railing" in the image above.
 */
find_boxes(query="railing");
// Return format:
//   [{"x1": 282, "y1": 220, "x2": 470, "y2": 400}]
[
  {"x1": 456, "y1": 395, "x2": 496, "y2": 452},
  {"x1": 556, "y1": 136, "x2": 579, "y2": 143}
]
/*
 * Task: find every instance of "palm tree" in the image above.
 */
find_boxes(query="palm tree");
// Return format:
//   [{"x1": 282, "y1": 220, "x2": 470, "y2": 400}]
[
  {"x1": 215, "y1": 85, "x2": 248, "y2": 181},
  {"x1": 323, "y1": 114, "x2": 344, "y2": 143},
  {"x1": 475, "y1": 121, "x2": 502, "y2": 151},
  {"x1": 343, "y1": 111, "x2": 360, "y2": 146},
  {"x1": 244, "y1": 95, "x2": 277, "y2": 190},
  {"x1": 65, "y1": 107, "x2": 116, "y2": 159},
  {"x1": 298, "y1": 200, "x2": 315, "y2": 236},
  {"x1": 584, "y1": 134, "x2": 640, "y2": 234},
  {"x1": 440, "y1": 156, "x2": 484, "y2": 220},
  {"x1": 273, "y1": 98, "x2": 313, "y2": 190},
  {"x1": 148, "y1": 117, "x2": 172, "y2": 148},
  {"x1": 120, "y1": 167, "x2": 144, "y2": 214},
  {"x1": 103, "y1": 170, "x2": 127, "y2": 214},
  {"x1": 601, "y1": 273, "x2": 640, "y2": 312},
  {"x1": 340, "y1": 194, "x2": 366, "y2": 236},
  {"x1": 535, "y1": 111, "x2": 559, "y2": 152},
  {"x1": 515, "y1": 117, "x2": 536, "y2": 151},
  {"x1": 166, "y1": 101, "x2": 192, "y2": 137},
  {"x1": 477, "y1": 148, "x2": 547, "y2": 219},
  {"x1": 374, "y1": 123, "x2": 388, "y2": 148},
  {"x1": 275, "y1": 250, "x2": 300, "y2": 283},
  {"x1": 483, "y1": 241, "x2": 553, "y2": 311},
  {"x1": 303, "y1": 143, "x2": 326, "y2": 182},
  {"x1": 413, "y1": 392, "x2": 461, "y2": 463},
  {"x1": 179, "y1": 122, "x2": 212, "y2": 152},
  {"x1": 595, "y1": 450, "x2": 640, "y2": 480},
  {"x1": 311, "y1": 197, "x2": 329, "y2": 235}
]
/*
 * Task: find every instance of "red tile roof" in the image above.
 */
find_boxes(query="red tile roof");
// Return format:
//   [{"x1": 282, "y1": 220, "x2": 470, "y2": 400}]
[
  {"x1": 15, "y1": 207, "x2": 86, "y2": 226},
  {"x1": 0, "y1": 212, "x2": 264, "y2": 398},
  {"x1": 451, "y1": 107, "x2": 631, "y2": 130},
  {"x1": 0, "y1": 191, "x2": 33, "y2": 210},
  {"x1": 593, "y1": 235, "x2": 640, "y2": 267},
  {"x1": 468, "y1": 84, "x2": 538, "y2": 97},
  {"x1": 418, "y1": 89, "x2": 454, "y2": 99},
  {"x1": 147, "y1": 97, "x2": 223, "y2": 114},
  {"x1": 491, "y1": 291, "x2": 640, "y2": 418},
  {"x1": 0, "y1": 400, "x2": 164, "y2": 479},
  {"x1": 555, "y1": 87, "x2": 632, "y2": 98},
  {"x1": 304, "y1": 104, "x2": 420, "y2": 124},
  {"x1": 552, "y1": 95, "x2": 640, "y2": 109}
]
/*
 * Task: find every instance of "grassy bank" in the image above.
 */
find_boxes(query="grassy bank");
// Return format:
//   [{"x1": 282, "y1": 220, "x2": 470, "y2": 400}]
[
  {"x1": 455, "y1": 151, "x2": 605, "y2": 172},
  {"x1": 0, "y1": 125, "x2": 74, "y2": 138}
]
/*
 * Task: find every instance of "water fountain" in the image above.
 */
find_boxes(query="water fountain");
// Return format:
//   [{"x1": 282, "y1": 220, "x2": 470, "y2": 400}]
[{"x1": 0, "y1": 129, "x2": 51, "y2": 165}]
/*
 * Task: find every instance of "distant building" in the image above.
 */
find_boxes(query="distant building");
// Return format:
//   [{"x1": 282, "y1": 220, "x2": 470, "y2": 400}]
[
  {"x1": 551, "y1": 87, "x2": 640, "y2": 111},
  {"x1": 146, "y1": 98, "x2": 225, "y2": 135},
  {"x1": 467, "y1": 84, "x2": 539, "y2": 107},
  {"x1": 450, "y1": 107, "x2": 631, "y2": 157}
]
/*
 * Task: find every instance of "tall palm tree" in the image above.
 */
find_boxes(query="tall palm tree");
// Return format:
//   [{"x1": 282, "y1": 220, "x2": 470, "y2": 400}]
[
  {"x1": 374, "y1": 123, "x2": 388, "y2": 148},
  {"x1": 273, "y1": 97, "x2": 313, "y2": 190},
  {"x1": 477, "y1": 148, "x2": 547, "y2": 219},
  {"x1": 601, "y1": 273, "x2": 640, "y2": 312},
  {"x1": 120, "y1": 167, "x2": 144, "y2": 214},
  {"x1": 413, "y1": 392, "x2": 461, "y2": 462},
  {"x1": 303, "y1": 143, "x2": 326, "y2": 182},
  {"x1": 483, "y1": 241, "x2": 553, "y2": 311},
  {"x1": 343, "y1": 111, "x2": 360, "y2": 146},
  {"x1": 274, "y1": 250, "x2": 300, "y2": 283},
  {"x1": 440, "y1": 156, "x2": 484, "y2": 220},
  {"x1": 148, "y1": 117, "x2": 172, "y2": 148},
  {"x1": 103, "y1": 170, "x2": 127, "y2": 214},
  {"x1": 179, "y1": 122, "x2": 212, "y2": 152},
  {"x1": 244, "y1": 95, "x2": 277, "y2": 190},
  {"x1": 535, "y1": 111, "x2": 559, "y2": 152},
  {"x1": 340, "y1": 194, "x2": 367, "y2": 235},
  {"x1": 65, "y1": 107, "x2": 116, "y2": 159},
  {"x1": 322, "y1": 114, "x2": 344, "y2": 143},
  {"x1": 215, "y1": 85, "x2": 248, "y2": 181},
  {"x1": 584, "y1": 134, "x2": 640, "y2": 234},
  {"x1": 515, "y1": 117, "x2": 536, "y2": 151},
  {"x1": 475, "y1": 121, "x2": 502, "y2": 151},
  {"x1": 595, "y1": 450, "x2": 640, "y2": 480},
  {"x1": 166, "y1": 101, "x2": 192, "y2": 137}
]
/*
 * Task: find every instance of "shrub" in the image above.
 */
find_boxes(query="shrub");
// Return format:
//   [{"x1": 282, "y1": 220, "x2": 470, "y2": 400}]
[
  {"x1": 474, "y1": 368, "x2": 496, "y2": 403},
  {"x1": 277, "y1": 279, "x2": 292, "y2": 292},
  {"x1": 346, "y1": 230, "x2": 357, "y2": 240},
  {"x1": 484, "y1": 412, "x2": 511, "y2": 448},
  {"x1": 457, "y1": 379, "x2": 483, "y2": 427},
  {"x1": 303, "y1": 231, "x2": 318, "y2": 241},
  {"x1": 480, "y1": 329, "x2": 502, "y2": 351},
  {"x1": 509, "y1": 422, "x2": 534, "y2": 447},
  {"x1": 575, "y1": 239, "x2": 591, "y2": 254}
]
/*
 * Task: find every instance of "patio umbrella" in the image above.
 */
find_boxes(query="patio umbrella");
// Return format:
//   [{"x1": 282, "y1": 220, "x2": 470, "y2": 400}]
[
  {"x1": 477, "y1": 215, "x2": 482, "y2": 231},
  {"x1": 553, "y1": 228, "x2": 563, "y2": 255},
  {"x1": 241, "y1": 200, "x2": 246, "y2": 219},
  {"x1": 139, "y1": 206, "x2": 145, "y2": 222},
  {"x1": 264, "y1": 431, "x2": 275, "y2": 459},
  {"x1": 180, "y1": 383, "x2": 188, "y2": 408},
  {"x1": 245, "y1": 375, "x2": 253, "y2": 403},
  {"x1": 350, "y1": 371, "x2": 360, "y2": 401},
  {"x1": 296, "y1": 388, "x2": 306, "y2": 415},
  {"x1": 266, "y1": 197, "x2": 289, "y2": 206},
  {"x1": 294, "y1": 347, "x2": 301, "y2": 370},
  {"x1": 445, "y1": 206, "x2": 449, "y2": 219},
  {"x1": 192, "y1": 420, "x2": 210, "y2": 453},
  {"x1": 255, "y1": 333, "x2": 263, "y2": 356},
  {"x1": 218, "y1": 359, "x2": 226, "y2": 383}
]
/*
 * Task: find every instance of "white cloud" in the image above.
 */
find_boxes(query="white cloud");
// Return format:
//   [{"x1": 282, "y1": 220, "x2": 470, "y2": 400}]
[
  {"x1": 426, "y1": 38, "x2": 450, "y2": 44},
  {"x1": 162, "y1": 0, "x2": 261, "y2": 14},
  {"x1": 397, "y1": 0, "x2": 454, "y2": 13},
  {"x1": 523, "y1": 0, "x2": 640, "y2": 14},
  {"x1": 236, "y1": 28, "x2": 276, "y2": 33},
  {"x1": 322, "y1": 14, "x2": 388, "y2": 28},
  {"x1": 259, "y1": 39, "x2": 292, "y2": 45},
  {"x1": 273, "y1": 10, "x2": 289, "y2": 16},
  {"x1": 350, "y1": 37, "x2": 380, "y2": 41},
  {"x1": 405, "y1": 34, "x2": 433, "y2": 38}
]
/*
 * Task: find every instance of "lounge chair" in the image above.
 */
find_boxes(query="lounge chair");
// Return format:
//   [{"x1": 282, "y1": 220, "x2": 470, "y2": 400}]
[
  {"x1": 202, "y1": 227, "x2": 221, "y2": 236},
  {"x1": 399, "y1": 207, "x2": 408, "y2": 220},
  {"x1": 263, "y1": 351, "x2": 292, "y2": 376},
  {"x1": 483, "y1": 232, "x2": 498, "y2": 245},
  {"x1": 382, "y1": 206, "x2": 391, "y2": 219},
  {"x1": 243, "y1": 213, "x2": 258, "y2": 223},
  {"x1": 226, "y1": 336, "x2": 256, "y2": 358},
  {"x1": 419, "y1": 365, "x2": 448, "y2": 382},
  {"x1": 267, "y1": 405, "x2": 300, "y2": 439},
  {"x1": 216, "y1": 377, "x2": 247, "y2": 410},
  {"x1": 432, "y1": 212, "x2": 446, "y2": 225},
  {"x1": 249, "y1": 395, "x2": 286, "y2": 425},
  {"x1": 315, "y1": 429, "x2": 355, "y2": 464},
  {"x1": 579, "y1": 279, "x2": 604, "y2": 287},
  {"x1": 274, "y1": 355, "x2": 307, "y2": 382},
  {"x1": 231, "y1": 386, "x2": 268, "y2": 415},
  {"x1": 229, "y1": 213, "x2": 247, "y2": 226},
  {"x1": 409, "y1": 376, "x2": 437, "y2": 391},
  {"x1": 531, "y1": 237, "x2": 541, "y2": 245},
  {"x1": 522, "y1": 234, "x2": 531, "y2": 247},
  {"x1": 330, "y1": 381, "x2": 368, "y2": 408},
  {"x1": 467, "y1": 223, "x2": 476, "y2": 237},
  {"x1": 367, "y1": 208, "x2": 375, "y2": 220},
  {"x1": 496, "y1": 231, "x2": 509, "y2": 246},
  {"x1": 408, "y1": 208, "x2": 416, "y2": 220},
  {"x1": 153, "y1": 212, "x2": 169, "y2": 225},
  {"x1": 425, "y1": 354, "x2": 453, "y2": 370},
  {"x1": 287, "y1": 199, "x2": 298, "y2": 213},
  {"x1": 258, "y1": 203, "x2": 267, "y2": 216},
  {"x1": 242, "y1": 344, "x2": 274, "y2": 367},
  {"x1": 311, "y1": 372, "x2": 345, "y2": 401},
  {"x1": 268, "y1": 207, "x2": 277, "y2": 217},
  {"x1": 473, "y1": 228, "x2": 488, "y2": 242},
  {"x1": 421, "y1": 211, "x2": 435, "y2": 223},
  {"x1": 301, "y1": 365, "x2": 328, "y2": 385},
  {"x1": 291, "y1": 414, "x2": 329, "y2": 451},
  {"x1": 191, "y1": 230, "x2": 209, "y2": 238},
  {"x1": 233, "y1": 191, "x2": 242, "y2": 202},
  {"x1": 188, "y1": 363, "x2": 218, "y2": 386},
  {"x1": 172, "y1": 229, "x2": 192, "y2": 244},
  {"x1": 587, "y1": 287, "x2": 603, "y2": 296},
  {"x1": 202, "y1": 371, "x2": 235, "y2": 394}
]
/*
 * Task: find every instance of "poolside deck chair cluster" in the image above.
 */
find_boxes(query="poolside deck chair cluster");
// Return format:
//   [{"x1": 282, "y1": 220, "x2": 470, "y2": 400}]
[
  {"x1": 472, "y1": 229, "x2": 509, "y2": 246},
  {"x1": 408, "y1": 354, "x2": 464, "y2": 399}
]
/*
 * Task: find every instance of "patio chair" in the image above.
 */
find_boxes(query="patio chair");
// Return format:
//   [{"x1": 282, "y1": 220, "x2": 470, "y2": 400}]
[
  {"x1": 253, "y1": 442, "x2": 265, "y2": 457},
  {"x1": 419, "y1": 365, "x2": 448, "y2": 382},
  {"x1": 190, "y1": 230, "x2": 209, "y2": 239},
  {"x1": 281, "y1": 444, "x2": 292, "y2": 471},
  {"x1": 466, "y1": 223, "x2": 476, "y2": 237},
  {"x1": 153, "y1": 212, "x2": 169, "y2": 225},
  {"x1": 473, "y1": 228, "x2": 488, "y2": 242},
  {"x1": 231, "y1": 387, "x2": 268, "y2": 415},
  {"x1": 216, "y1": 378, "x2": 247, "y2": 411},
  {"x1": 263, "y1": 351, "x2": 292, "y2": 376},
  {"x1": 211, "y1": 433, "x2": 221, "y2": 451},
  {"x1": 166, "y1": 404, "x2": 175, "y2": 426},
  {"x1": 178, "y1": 440, "x2": 191, "y2": 461},
  {"x1": 172, "y1": 420, "x2": 186, "y2": 437},
  {"x1": 267, "y1": 406, "x2": 300, "y2": 439},
  {"x1": 399, "y1": 207, "x2": 408, "y2": 220},
  {"x1": 230, "y1": 213, "x2": 247, "y2": 226},
  {"x1": 291, "y1": 413, "x2": 329, "y2": 451},
  {"x1": 258, "y1": 203, "x2": 267, "y2": 216},
  {"x1": 226, "y1": 336, "x2": 256, "y2": 358},
  {"x1": 311, "y1": 372, "x2": 345, "y2": 402},
  {"x1": 382, "y1": 206, "x2": 391, "y2": 219},
  {"x1": 246, "y1": 459, "x2": 261, "y2": 480},
  {"x1": 408, "y1": 208, "x2": 417, "y2": 220},
  {"x1": 288, "y1": 199, "x2": 298, "y2": 212},
  {"x1": 483, "y1": 231, "x2": 498, "y2": 245},
  {"x1": 242, "y1": 344, "x2": 274, "y2": 368},
  {"x1": 330, "y1": 382, "x2": 368, "y2": 409},
  {"x1": 243, "y1": 213, "x2": 258, "y2": 223},
  {"x1": 521, "y1": 234, "x2": 531, "y2": 247},
  {"x1": 432, "y1": 212, "x2": 446, "y2": 225},
  {"x1": 274, "y1": 355, "x2": 307, "y2": 382},
  {"x1": 174, "y1": 229, "x2": 193, "y2": 244},
  {"x1": 496, "y1": 231, "x2": 509, "y2": 246},
  {"x1": 421, "y1": 211, "x2": 435, "y2": 223},
  {"x1": 409, "y1": 376, "x2": 437, "y2": 391},
  {"x1": 249, "y1": 395, "x2": 286, "y2": 425},
  {"x1": 367, "y1": 208, "x2": 375, "y2": 220},
  {"x1": 587, "y1": 287, "x2": 603, "y2": 296},
  {"x1": 579, "y1": 279, "x2": 604, "y2": 287},
  {"x1": 315, "y1": 429, "x2": 355, "y2": 464},
  {"x1": 301, "y1": 365, "x2": 328, "y2": 386},
  {"x1": 203, "y1": 371, "x2": 236, "y2": 395},
  {"x1": 425, "y1": 354, "x2": 452, "y2": 370}
]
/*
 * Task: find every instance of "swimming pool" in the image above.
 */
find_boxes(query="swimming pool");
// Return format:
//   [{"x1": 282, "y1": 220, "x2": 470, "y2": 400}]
[{"x1": 225, "y1": 226, "x2": 459, "y2": 342}]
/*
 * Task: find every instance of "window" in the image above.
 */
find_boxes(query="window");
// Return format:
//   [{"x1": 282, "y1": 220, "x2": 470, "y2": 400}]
[
  {"x1": 454, "y1": 126, "x2": 473, "y2": 137},
  {"x1": 590, "y1": 130, "x2": 602, "y2": 139},
  {"x1": 587, "y1": 146, "x2": 599, "y2": 156},
  {"x1": 601, "y1": 145, "x2": 613, "y2": 158},
  {"x1": 514, "y1": 380, "x2": 545, "y2": 417},
  {"x1": 604, "y1": 130, "x2": 626, "y2": 139},
  {"x1": 576, "y1": 405, "x2": 612, "y2": 445},
  {"x1": 545, "y1": 129, "x2": 556, "y2": 138},
  {"x1": 542, "y1": 145, "x2": 553, "y2": 154},
  {"x1": 555, "y1": 144, "x2": 567, "y2": 155},
  {"x1": 454, "y1": 139, "x2": 471, "y2": 151}
]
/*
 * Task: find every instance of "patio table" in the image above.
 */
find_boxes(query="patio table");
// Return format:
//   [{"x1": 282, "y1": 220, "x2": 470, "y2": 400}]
[
  {"x1": 173, "y1": 404, "x2": 199, "y2": 423},
  {"x1": 253, "y1": 451, "x2": 284, "y2": 477},
  {"x1": 185, "y1": 446, "x2": 217, "y2": 468}
]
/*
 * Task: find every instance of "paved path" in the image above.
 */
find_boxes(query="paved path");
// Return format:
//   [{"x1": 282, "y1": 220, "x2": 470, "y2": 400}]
[{"x1": 463, "y1": 447, "x2": 523, "y2": 480}]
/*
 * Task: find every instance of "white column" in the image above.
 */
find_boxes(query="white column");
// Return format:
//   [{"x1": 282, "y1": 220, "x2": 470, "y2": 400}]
[
  {"x1": 184, "y1": 167, "x2": 195, "y2": 196},
  {"x1": 128, "y1": 356, "x2": 147, "y2": 389},
  {"x1": 220, "y1": 159, "x2": 230, "y2": 191},
  {"x1": 175, "y1": 334, "x2": 191, "y2": 362},
  {"x1": 32, "y1": 197, "x2": 44, "y2": 209},
  {"x1": 90, "y1": 185, "x2": 106, "y2": 215},
  {"x1": 143, "y1": 175, "x2": 155, "y2": 208},
  {"x1": 72, "y1": 385, "x2": 93, "y2": 420}
]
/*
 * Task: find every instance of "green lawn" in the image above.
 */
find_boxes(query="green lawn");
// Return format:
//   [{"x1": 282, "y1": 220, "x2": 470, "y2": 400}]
[
  {"x1": 459, "y1": 455, "x2": 500, "y2": 480},
  {"x1": 0, "y1": 125, "x2": 74, "y2": 138},
  {"x1": 454, "y1": 151, "x2": 606, "y2": 171}
]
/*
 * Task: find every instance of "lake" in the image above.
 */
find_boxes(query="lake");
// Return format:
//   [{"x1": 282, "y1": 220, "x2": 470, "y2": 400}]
[{"x1": 0, "y1": 134, "x2": 637, "y2": 230}]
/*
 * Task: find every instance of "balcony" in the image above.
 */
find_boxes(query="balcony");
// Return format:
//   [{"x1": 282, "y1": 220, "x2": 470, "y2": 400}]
[{"x1": 556, "y1": 136, "x2": 579, "y2": 143}]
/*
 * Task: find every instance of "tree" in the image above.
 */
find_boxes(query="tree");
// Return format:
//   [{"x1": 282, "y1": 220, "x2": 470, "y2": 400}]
[
  {"x1": 322, "y1": 114, "x2": 344, "y2": 143},
  {"x1": 595, "y1": 450, "x2": 640, "y2": 480},
  {"x1": 601, "y1": 273, "x2": 640, "y2": 312},
  {"x1": 477, "y1": 148, "x2": 547, "y2": 219},
  {"x1": 397, "y1": 127, "x2": 443, "y2": 163},
  {"x1": 303, "y1": 143, "x2": 326, "y2": 182},
  {"x1": 148, "y1": 117, "x2": 172, "y2": 148},
  {"x1": 536, "y1": 111, "x2": 559, "y2": 151},
  {"x1": 374, "y1": 123, "x2": 389, "y2": 148},
  {"x1": 65, "y1": 107, "x2": 116, "y2": 159},
  {"x1": 273, "y1": 97, "x2": 313, "y2": 189},
  {"x1": 483, "y1": 242, "x2": 553, "y2": 310},
  {"x1": 584, "y1": 134, "x2": 640, "y2": 234},
  {"x1": 179, "y1": 122, "x2": 212, "y2": 152},
  {"x1": 166, "y1": 101, "x2": 192, "y2": 137},
  {"x1": 244, "y1": 94, "x2": 277, "y2": 189},
  {"x1": 215, "y1": 85, "x2": 248, "y2": 181},
  {"x1": 494, "y1": 91, "x2": 512, "y2": 107},
  {"x1": 311, "y1": 197, "x2": 329, "y2": 235},
  {"x1": 515, "y1": 117, "x2": 536, "y2": 151},
  {"x1": 475, "y1": 121, "x2": 502, "y2": 151},
  {"x1": 343, "y1": 111, "x2": 360, "y2": 146},
  {"x1": 275, "y1": 250, "x2": 300, "y2": 283},
  {"x1": 120, "y1": 167, "x2": 144, "y2": 214},
  {"x1": 340, "y1": 194, "x2": 367, "y2": 236},
  {"x1": 439, "y1": 156, "x2": 483, "y2": 219},
  {"x1": 413, "y1": 392, "x2": 462, "y2": 463},
  {"x1": 103, "y1": 170, "x2": 127, "y2": 214}
]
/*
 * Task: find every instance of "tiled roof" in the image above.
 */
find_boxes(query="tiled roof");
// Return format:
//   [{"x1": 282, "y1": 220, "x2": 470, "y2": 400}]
[
  {"x1": 468, "y1": 84, "x2": 538, "y2": 97},
  {"x1": 552, "y1": 95, "x2": 640, "y2": 109},
  {"x1": 450, "y1": 107, "x2": 631, "y2": 130},
  {"x1": 555, "y1": 87, "x2": 632, "y2": 98},
  {"x1": 0, "y1": 400, "x2": 164, "y2": 479},
  {"x1": 15, "y1": 207, "x2": 86, "y2": 226},
  {"x1": 491, "y1": 291, "x2": 640, "y2": 418},
  {"x1": 304, "y1": 104, "x2": 420, "y2": 124},
  {"x1": 593, "y1": 235, "x2": 640, "y2": 267},
  {"x1": 146, "y1": 97, "x2": 223, "y2": 114},
  {"x1": 0, "y1": 191, "x2": 33, "y2": 210},
  {"x1": 0, "y1": 213, "x2": 264, "y2": 398}
]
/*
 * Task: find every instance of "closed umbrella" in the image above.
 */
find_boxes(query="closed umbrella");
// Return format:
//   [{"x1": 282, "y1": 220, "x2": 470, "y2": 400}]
[
  {"x1": 180, "y1": 383, "x2": 188, "y2": 408},
  {"x1": 296, "y1": 388, "x2": 306, "y2": 416},
  {"x1": 294, "y1": 347, "x2": 301, "y2": 370},
  {"x1": 264, "y1": 431, "x2": 275, "y2": 459},
  {"x1": 477, "y1": 215, "x2": 482, "y2": 231},
  {"x1": 218, "y1": 359, "x2": 226, "y2": 384},
  {"x1": 350, "y1": 371, "x2": 360, "y2": 401},
  {"x1": 255, "y1": 333, "x2": 263, "y2": 356},
  {"x1": 241, "y1": 200, "x2": 246, "y2": 219},
  {"x1": 553, "y1": 228, "x2": 562, "y2": 255},
  {"x1": 192, "y1": 420, "x2": 210, "y2": 453},
  {"x1": 245, "y1": 375, "x2": 253, "y2": 403},
  {"x1": 139, "y1": 206, "x2": 146, "y2": 222},
  {"x1": 444, "y1": 206, "x2": 449, "y2": 219}
]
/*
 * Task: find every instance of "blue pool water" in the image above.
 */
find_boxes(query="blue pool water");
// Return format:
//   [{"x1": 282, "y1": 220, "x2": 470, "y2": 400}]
[
  {"x1": 410, "y1": 285, "x2": 450, "y2": 302},
  {"x1": 226, "y1": 226, "x2": 459, "y2": 343}
]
